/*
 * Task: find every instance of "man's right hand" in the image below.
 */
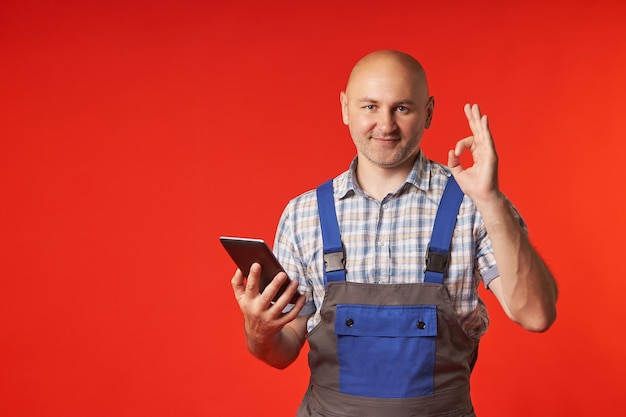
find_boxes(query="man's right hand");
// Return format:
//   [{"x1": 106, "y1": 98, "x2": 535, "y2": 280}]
[{"x1": 231, "y1": 263, "x2": 308, "y2": 368}]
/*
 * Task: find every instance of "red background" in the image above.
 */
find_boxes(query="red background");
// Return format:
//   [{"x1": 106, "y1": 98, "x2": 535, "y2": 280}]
[{"x1": 2, "y1": 1, "x2": 625, "y2": 416}]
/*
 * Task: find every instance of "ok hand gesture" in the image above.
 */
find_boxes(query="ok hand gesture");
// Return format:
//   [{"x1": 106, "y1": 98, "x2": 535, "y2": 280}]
[{"x1": 447, "y1": 104, "x2": 500, "y2": 204}]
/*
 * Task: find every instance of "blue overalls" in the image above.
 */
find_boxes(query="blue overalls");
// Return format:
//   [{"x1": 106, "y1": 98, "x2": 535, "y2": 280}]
[{"x1": 296, "y1": 177, "x2": 478, "y2": 417}]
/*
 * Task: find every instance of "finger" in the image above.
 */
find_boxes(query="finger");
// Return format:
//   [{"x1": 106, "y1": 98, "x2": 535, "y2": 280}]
[
  {"x1": 473, "y1": 104, "x2": 488, "y2": 137},
  {"x1": 277, "y1": 292, "x2": 307, "y2": 324},
  {"x1": 271, "y1": 276, "x2": 302, "y2": 310},
  {"x1": 471, "y1": 103, "x2": 482, "y2": 121},
  {"x1": 260, "y1": 271, "x2": 291, "y2": 305},
  {"x1": 470, "y1": 105, "x2": 494, "y2": 149},
  {"x1": 464, "y1": 104, "x2": 479, "y2": 140},
  {"x1": 454, "y1": 136, "x2": 474, "y2": 157},
  {"x1": 448, "y1": 137, "x2": 472, "y2": 176},
  {"x1": 231, "y1": 268, "x2": 246, "y2": 299},
  {"x1": 481, "y1": 114, "x2": 496, "y2": 151},
  {"x1": 464, "y1": 103, "x2": 480, "y2": 124},
  {"x1": 465, "y1": 104, "x2": 483, "y2": 139},
  {"x1": 447, "y1": 149, "x2": 462, "y2": 173},
  {"x1": 464, "y1": 103, "x2": 472, "y2": 120},
  {"x1": 245, "y1": 262, "x2": 262, "y2": 296},
  {"x1": 472, "y1": 105, "x2": 489, "y2": 132}
]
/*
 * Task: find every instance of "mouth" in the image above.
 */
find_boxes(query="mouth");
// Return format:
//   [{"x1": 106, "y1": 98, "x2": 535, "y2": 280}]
[{"x1": 372, "y1": 137, "x2": 400, "y2": 144}]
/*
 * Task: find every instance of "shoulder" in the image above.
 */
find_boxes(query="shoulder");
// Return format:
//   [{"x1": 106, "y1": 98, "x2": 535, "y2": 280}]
[
  {"x1": 284, "y1": 169, "x2": 351, "y2": 213},
  {"x1": 411, "y1": 153, "x2": 457, "y2": 205},
  {"x1": 282, "y1": 188, "x2": 318, "y2": 219},
  {"x1": 409, "y1": 152, "x2": 450, "y2": 189},
  {"x1": 425, "y1": 157, "x2": 452, "y2": 188}
]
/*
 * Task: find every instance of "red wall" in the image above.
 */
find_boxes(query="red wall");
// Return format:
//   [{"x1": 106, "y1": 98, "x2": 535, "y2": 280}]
[{"x1": 2, "y1": 1, "x2": 625, "y2": 416}]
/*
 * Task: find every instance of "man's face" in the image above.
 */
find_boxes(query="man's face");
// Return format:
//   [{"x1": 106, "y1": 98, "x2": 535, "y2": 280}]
[{"x1": 340, "y1": 59, "x2": 433, "y2": 171}]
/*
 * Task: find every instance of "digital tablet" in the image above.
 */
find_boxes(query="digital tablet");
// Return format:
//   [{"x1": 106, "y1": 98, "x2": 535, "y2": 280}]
[{"x1": 220, "y1": 236, "x2": 300, "y2": 304}]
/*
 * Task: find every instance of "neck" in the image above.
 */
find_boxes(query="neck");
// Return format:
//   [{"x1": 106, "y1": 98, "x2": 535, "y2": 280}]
[{"x1": 355, "y1": 157, "x2": 416, "y2": 201}]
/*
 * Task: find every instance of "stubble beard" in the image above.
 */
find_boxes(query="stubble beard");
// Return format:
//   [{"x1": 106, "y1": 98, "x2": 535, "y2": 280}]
[{"x1": 359, "y1": 136, "x2": 420, "y2": 169}]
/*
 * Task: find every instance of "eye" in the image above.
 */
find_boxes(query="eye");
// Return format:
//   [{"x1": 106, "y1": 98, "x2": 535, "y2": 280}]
[
  {"x1": 364, "y1": 104, "x2": 376, "y2": 110},
  {"x1": 396, "y1": 106, "x2": 408, "y2": 113}
]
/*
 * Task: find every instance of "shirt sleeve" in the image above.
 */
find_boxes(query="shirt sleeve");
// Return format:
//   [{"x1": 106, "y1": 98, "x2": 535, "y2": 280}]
[{"x1": 273, "y1": 201, "x2": 316, "y2": 316}]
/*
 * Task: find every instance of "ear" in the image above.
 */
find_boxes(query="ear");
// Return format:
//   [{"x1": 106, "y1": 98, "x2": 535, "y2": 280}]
[
  {"x1": 425, "y1": 96, "x2": 435, "y2": 129},
  {"x1": 340, "y1": 91, "x2": 349, "y2": 126}
]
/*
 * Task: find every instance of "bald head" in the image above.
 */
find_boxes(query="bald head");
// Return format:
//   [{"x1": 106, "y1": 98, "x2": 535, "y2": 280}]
[
  {"x1": 339, "y1": 50, "x2": 435, "y2": 174},
  {"x1": 345, "y1": 50, "x2": 430, "y2": 102}
]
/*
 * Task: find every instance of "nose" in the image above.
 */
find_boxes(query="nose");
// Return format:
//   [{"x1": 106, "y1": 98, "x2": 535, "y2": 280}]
[{"x1": 376, "y1": 110, "x2": 397, "y2": 135}]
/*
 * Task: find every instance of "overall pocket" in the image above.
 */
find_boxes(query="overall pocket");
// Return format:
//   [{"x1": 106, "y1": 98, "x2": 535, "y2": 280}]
[{"x1": 334, "y1": 304, "x2": 437, "y2": 398}]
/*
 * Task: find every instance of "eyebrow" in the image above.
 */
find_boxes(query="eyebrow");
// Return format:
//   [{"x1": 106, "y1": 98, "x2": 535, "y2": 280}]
[{"x1": 357, "y1": 97, "x2": 417, "y2": 106}]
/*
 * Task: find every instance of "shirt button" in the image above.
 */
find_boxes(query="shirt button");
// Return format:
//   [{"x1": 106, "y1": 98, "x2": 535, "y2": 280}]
[
  {"x1": 346, "y1": 318, "x2": 355, "y2": 327},
  {"x1": 417, "y1": 321, "x2": 426, "y2": 330},
  {"x1": 383, "y1": 203, "x2": 389, "y2": 209}
]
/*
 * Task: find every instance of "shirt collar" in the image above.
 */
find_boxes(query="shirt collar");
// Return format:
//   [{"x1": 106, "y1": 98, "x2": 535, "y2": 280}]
[
  {"x1": 407, "y1": 151, "x2": 432, "y2": 193},
  {"x1": 336, "y1": 151, "x2": 434, "y2": 200}
]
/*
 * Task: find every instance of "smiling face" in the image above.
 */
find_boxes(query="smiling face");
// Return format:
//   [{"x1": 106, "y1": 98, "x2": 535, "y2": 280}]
[{"x1": 340, "y1": 51, "x2": 434, "y2": 173}]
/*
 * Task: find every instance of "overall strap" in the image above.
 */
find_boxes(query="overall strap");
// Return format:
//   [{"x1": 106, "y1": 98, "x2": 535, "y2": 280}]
[
  {"x1": 316, "y1": 180, "x2": 346, "y2": 285},
  {"x1": 424, "y1": 176, "x2": 465, "y2": 284}
]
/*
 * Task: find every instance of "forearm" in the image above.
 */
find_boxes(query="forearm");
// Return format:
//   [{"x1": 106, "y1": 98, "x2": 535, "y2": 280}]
[{"x1": 477, "y1": 193, "x2": 558, "y2": 332}]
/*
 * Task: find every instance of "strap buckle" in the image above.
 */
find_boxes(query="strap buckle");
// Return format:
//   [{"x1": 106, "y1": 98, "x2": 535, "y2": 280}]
[
  {"x1": 324, "y1": 250, "x2": 345, "y2": 273},
  {"x1": 425, "y1": 248, "x2": 450, "y2": 274}
]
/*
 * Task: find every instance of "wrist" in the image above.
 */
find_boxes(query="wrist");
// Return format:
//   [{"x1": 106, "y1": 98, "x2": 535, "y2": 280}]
[{"x1": 472, "y1": 189, "x2": 505, "y2": 211}]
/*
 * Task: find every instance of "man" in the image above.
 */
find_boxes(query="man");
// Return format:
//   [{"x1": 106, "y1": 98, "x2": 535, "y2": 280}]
[{"x1": 231, "y1": 50, "x2": 557, "y2": 416}]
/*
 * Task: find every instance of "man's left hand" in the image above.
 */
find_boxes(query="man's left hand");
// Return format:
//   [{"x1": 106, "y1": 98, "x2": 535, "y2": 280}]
[{"x1": 447, "y1": 103, "x2": 500, "y2": 204}]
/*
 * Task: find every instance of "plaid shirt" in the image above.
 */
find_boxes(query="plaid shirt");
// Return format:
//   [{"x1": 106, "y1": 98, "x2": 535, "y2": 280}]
[{"x1": 274, "y1": 152, "x2": 524, "y2": 340}]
